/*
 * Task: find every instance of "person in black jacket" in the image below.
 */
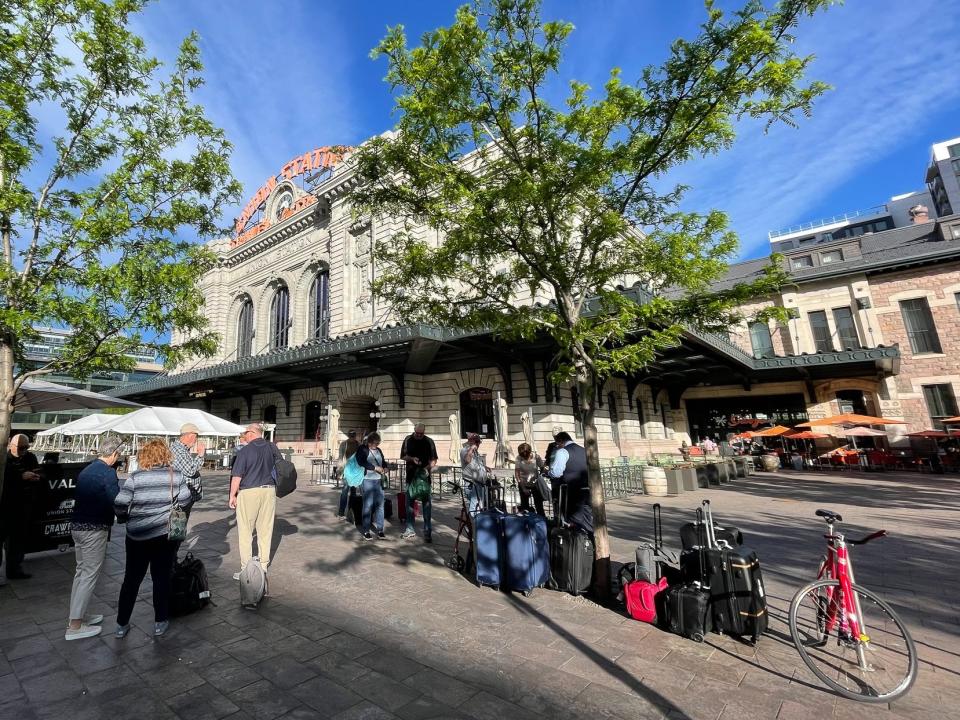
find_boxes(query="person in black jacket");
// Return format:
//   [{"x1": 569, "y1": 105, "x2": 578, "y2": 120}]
[
  {"x1": 1, "y1": 434, "x2": 41, "y2": 580},
  {"x1": 354, "y1": 432, "x2": 387, "y2": 540},
  {"x1": 65, "y1": 436, "x2": 123, "y2": 640}
]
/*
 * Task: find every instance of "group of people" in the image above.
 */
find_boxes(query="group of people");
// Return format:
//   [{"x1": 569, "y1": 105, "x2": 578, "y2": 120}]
[
  {"x1": 335, "y1": 424, "x2": 594, "y2": 540},
  {"x1": 2, "y1": 421, "x2": 279, "y2": 643}
]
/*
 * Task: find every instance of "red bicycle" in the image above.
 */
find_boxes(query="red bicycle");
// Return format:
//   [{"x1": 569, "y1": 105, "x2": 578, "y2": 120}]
[{"x1": 788, "y1": 509, "x2": 917, "y2": 703}]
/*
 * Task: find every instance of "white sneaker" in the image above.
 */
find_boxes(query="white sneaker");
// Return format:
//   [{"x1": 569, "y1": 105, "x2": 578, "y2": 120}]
[
  {"x1": 85, "y1": 614, "x2": 104, "y2": 625},
  {"x1": 233, "y1": 571, "x2": 241, "y2": 581},
  {"x1": 65, "y1": 624, "x2": 102, "y2": 641}
]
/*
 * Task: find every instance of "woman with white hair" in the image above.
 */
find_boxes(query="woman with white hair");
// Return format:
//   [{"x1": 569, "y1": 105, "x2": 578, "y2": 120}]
[{"x1": 64, "y1": 436, "x2": 124, "y2": 640}]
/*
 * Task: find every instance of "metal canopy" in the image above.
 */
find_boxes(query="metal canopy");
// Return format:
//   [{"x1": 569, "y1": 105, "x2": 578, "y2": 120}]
[{"x1": 110, "y1": 321, "x2": 901, "y2": 411}]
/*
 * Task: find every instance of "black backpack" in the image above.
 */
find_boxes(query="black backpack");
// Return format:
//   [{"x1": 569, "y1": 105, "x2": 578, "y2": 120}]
[
  {"x1": 271, "y1": 446, "x2": 298, "y2": 498},
  {"x1": 170, "y1": 553, "x2": 211, "y2": 616}
]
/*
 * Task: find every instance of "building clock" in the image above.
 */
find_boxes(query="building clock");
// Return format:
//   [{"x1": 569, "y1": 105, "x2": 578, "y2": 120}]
[{"x1": 274, "y1": 190, "x2": 294, "y2": 220}]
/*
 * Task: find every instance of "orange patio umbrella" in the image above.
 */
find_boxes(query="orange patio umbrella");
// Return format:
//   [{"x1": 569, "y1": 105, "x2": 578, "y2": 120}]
[
  {"x1": 785, "y1": 431, "x2": 830, "y2": 440},
  {"x1": 753, "y1": 425, "x2": 792, "y2": 437},
  {"x1": 906, "y1": 429, "x2": 948, "y2": 439},
  {"x1": 943, "y1": 416, "x2": 960, "y2": 424},
  {"x1": 797, "y1": 413, "x2": 906, "y2": 428}
]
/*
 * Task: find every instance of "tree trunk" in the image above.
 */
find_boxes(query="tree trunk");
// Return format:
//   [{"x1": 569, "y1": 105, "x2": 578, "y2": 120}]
[
  {"x1": 576, "y1": 368, "x2": 611, "y2": 602},
  {"x1": 0, "y1": 338, "x2": 15, "y2": 499}
]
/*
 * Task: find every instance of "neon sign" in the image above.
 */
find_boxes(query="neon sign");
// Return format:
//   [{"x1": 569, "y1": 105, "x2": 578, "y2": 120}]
[{"x1": 232, "y1": 146, "x2": 346, "y2": 244}]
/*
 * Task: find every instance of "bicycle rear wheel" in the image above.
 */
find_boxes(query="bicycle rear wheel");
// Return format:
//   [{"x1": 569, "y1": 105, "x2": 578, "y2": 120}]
[{"x1": 789, "y1": 579, "x2": 917, "y2": 703}]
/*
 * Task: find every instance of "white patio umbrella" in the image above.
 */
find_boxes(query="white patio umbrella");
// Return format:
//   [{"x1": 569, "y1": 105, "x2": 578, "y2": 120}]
[
  {"x1": 13, "y1": 379, "x2": 141, "y2": 412},
  {"x1": 448, "y1": 412, "x2": 461, "y2": 464},
  {"x1": 495, "y1": 395, "x2": 510, "y2": 467},
  {"x1": 326, "y1": 408, "x2": 340, "y2": 459},
  {"x1": 521, "y1": 408, "x2": 535, "y2": 450},
  {"x1": 833, "y1": 425, "x2": 887, "y2": 451}
]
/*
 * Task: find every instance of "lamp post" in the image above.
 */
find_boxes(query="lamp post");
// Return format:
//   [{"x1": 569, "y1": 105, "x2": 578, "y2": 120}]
[{"x1": 369, "y1": 400, "x2": 386, "y2": 432}]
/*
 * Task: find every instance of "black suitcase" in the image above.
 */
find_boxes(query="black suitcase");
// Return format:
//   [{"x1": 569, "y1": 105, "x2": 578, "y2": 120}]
[
  {"x1": 679, "y1": 520, "x2": 743, "y2": 551},
  {"x1": 701, "y1": 500, "x2": 767, "y2": 643},
  {"x1": 346, "y1": 488, "x2": 363, "y2": 528},
  {"x1": 548, "y1": 485, "x2": 594, "y2": 595},
  {"x1": 664, "y1": 509, "x2": 712, "y2": 641},
  {"x1": 383, "y1": 497, "x2": 393, "y2": 520}
]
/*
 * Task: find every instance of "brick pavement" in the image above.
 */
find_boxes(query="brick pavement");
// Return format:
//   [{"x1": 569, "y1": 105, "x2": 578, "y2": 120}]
[{"x1": 1, "y1": 468, "x2": 958, "y2": 720}]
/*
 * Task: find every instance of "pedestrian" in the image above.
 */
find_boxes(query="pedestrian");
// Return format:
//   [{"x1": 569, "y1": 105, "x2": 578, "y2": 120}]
[
  {"x1": 354, "y1": 432, "x2": 386, "y2": 540},
  {"x1": 65, "y1": 436, "x2": 123, "y2": 640},
  {"x1": 170, "y1": 422, "x2": 205, "y2": 561},
  {"x1": 336, "y1": 430, "x2": 360, "y2": 520},
  {"x1": 514, "y1": 442, "x2": 546, "y2": 516},
  {"x1": 1, "y1": 433, "x2": 41, "y2": 580},
  {"x1": 460, "y1": 433, "x2": 489, "y2": 513},
  {"x1": 400, "y1": 423, "x2": 438, "y2": 543},
  {"x1": 229, "y1": 423, "x2": 277, "y2": 578},
  {"x1": 548, "y1": 431, "x2": 592, "y2": 533},
  {"x1": 114, "y1": 439, "x2": 192, "y2": 637}
]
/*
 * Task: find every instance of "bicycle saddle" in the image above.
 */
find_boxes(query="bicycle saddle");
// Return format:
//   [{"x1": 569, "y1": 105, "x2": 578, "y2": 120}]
[{"x1": 815, "y1": 508, "x2": 842, "y2": 522}]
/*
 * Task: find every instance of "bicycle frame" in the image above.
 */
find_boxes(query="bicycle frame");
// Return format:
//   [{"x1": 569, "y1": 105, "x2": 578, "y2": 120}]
[{"x1": 817, "y1": 528, "x2": 871, "y2": 668}]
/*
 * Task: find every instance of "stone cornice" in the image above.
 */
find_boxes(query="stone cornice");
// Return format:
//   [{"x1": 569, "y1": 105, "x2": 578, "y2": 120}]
[{"x1": 221, "y1": 203, "x2": 326, "y2": 267}]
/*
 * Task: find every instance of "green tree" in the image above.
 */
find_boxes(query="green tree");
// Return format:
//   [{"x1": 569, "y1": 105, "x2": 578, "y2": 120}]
[
  {"x1": 0, "y1": 0, "x2": 240, "y2": 493},
  {"x1": 349, "y1": 0, "x2": 831, "y2": 596}
]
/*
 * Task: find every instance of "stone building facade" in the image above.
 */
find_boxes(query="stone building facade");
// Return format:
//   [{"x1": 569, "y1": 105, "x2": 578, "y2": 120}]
[{"x1": 116, "y1": 143, "x2": 960, "y2": 467}]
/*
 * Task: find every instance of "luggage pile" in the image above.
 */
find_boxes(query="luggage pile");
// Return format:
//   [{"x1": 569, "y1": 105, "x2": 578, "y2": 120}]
[{"x1": 620, "y1": 500, "x2": 767, "y2": 644}]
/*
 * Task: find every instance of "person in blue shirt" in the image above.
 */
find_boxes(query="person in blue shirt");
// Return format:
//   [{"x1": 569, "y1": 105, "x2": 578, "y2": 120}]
[
  {"x1": 548, "y1": 431, "x2": 593, "y2": 533},
  {"x1": 65, "y1": 436, "x2": 124, "y2": 641}
]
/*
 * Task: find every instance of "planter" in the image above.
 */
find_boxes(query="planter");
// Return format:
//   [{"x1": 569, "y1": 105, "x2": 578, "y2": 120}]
[
  {"x1": 725, "y1": 459, "x2": 736, "y2": 482},
  {"x1": 706, "y1": 463, "x2": 721, "y2": 486},
  {"x1": 760, "y1": 454, "x2": 780, "y2": 472},
  {"x1": 678, "y1": 466, "x2": 698, "y2": 492},
  {"x1": 695, "y1": 465, "x2": 710, "y2": 488},
  {"x1": 732, "y1": 457, "x2": 748, "y2": 478},
  {"x1": 642, "y1": 466, "x2": 669, "y2": 496},
  {"x1": 663, "y1": 467, "x2": 684, "y2": 495}
]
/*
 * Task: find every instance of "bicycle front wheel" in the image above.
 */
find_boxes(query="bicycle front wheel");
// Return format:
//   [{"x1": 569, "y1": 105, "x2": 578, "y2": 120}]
[{"x1": 789, "y1": 579, "x2": 918, "y2": 703}]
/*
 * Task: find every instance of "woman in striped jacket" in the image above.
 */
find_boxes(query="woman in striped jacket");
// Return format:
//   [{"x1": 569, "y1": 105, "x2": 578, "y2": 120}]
[{"x1": 114, "y1": 439, "x2": 193, "y2": 637}]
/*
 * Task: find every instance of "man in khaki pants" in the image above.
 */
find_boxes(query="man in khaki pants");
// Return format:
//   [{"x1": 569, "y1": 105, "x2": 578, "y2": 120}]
[{"x1": 229, "y1": 423, "x2": 277, "y2": 580}]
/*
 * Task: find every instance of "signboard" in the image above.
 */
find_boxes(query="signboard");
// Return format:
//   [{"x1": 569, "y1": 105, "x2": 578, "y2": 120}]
[
  {"x1": 27, "y1": 462, "x2": 91, "y2": 554},
  {"x1": 231, "y1": 146, "x2": 347, "y2": 247}
]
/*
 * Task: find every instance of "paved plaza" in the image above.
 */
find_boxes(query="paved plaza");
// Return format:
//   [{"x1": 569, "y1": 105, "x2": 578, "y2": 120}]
[{"x1": 1, "y1": 468, "x2": 958, "y2": 720}]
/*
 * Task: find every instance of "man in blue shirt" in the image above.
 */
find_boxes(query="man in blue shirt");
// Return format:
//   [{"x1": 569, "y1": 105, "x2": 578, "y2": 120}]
[{"x1": 229, "y1": 424, "x2": 277, "y2": 580}]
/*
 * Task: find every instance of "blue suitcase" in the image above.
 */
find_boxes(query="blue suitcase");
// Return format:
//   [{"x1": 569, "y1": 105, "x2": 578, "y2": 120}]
[
  {"x1": 502, "y1": 513, "x2": 550, "y2": 596},
  {"x1": 473, "y1": 510, "x2": 503, "y2": 589}
]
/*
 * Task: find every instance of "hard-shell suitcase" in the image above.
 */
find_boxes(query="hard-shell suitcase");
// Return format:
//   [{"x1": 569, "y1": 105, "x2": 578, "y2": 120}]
[
  {"x1": 473, "y1": 510, "x2": 503, "y2": 589},
  {"x1": 634, "y1": 503, "x2": 681, "y2": 584},
  {"x1": 396, "y1": 491, "x2": 417, "y2": 523},
  {"x1": 679, "y1": 521, "x2": 743, "y2": 551},
  {"x1": 502, "y1": 513, "x2": 550, "y2": 595},
  {"x1": 347, "y1": 489, "x2": 363, "y2": 528},
  {"x1": 548, "y1": 486, "x2": 594, "y2": 595},
  {"x1": 701, "y1": 500, "x2": 767, "y2": 643},
  {"x1": 665, "y1": 508, "x2": 712, "y2": 641},
  {"x1": 383, "y1": 498, "x2": 393, "y2": 520}
]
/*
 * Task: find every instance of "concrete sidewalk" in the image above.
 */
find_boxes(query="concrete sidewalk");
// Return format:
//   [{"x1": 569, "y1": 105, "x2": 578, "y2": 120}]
[{"x1": 1, "y1": 469, "x2": 958, "y2": 720}]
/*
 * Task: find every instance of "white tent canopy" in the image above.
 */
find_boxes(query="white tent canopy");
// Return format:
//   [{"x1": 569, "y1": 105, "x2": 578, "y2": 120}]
[
  {"x1": 37, "y1": 413, "x2": 116, "y2": 437},
  {"x1": 40, "y1": 407, "x2": 245, "y2": 438}
]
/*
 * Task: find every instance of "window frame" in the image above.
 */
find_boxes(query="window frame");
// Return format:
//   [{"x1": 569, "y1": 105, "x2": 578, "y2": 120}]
[
  {"x1": 899, "y1": 297, "x2": 942, "y2": 355},
  {"x1": 808, "y1": 310, "x2": 833, "y2": 353},
  {"x1": 922, "y1": 384, "x2": 958, "y2": 430},
  {"x1": 237, "y1": 298, "x2": 254, "y2": 359},
  {"x1": 270, "y1": 285, "x2": 291, "y2": 350},
  {"x1": 748, "y1": 321, "x2": 775, "y2": 358},
  {"x1": 308, "y1": 270, "x2": 330, "y2": 341},
  {"x1": 832, "y1": 306, "x2": 861, "y2": 350},
  {"x1": 820, "y1": 249, "x2": 843, "y2": 265},
  {"x1": 791, "y1": 255, "x2": 813, "y2": 270}
]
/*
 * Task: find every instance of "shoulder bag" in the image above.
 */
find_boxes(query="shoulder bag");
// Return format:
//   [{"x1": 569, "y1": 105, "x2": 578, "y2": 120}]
[
  {"x1": 408, "y1": 467, "x2": 432, "y2": 502},
  {"x1": 167, "y1": 468, "x2": 188, "y2": 542},
  {"x1": 343, "y1": 453, "x2": 365, "y2": 487}
]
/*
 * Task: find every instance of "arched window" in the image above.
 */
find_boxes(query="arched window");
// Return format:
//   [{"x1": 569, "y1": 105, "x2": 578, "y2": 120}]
[
  {"x1": 237, "y1": 298, "x2": 254, "y2": 359},
  {"x1": 263, "y1": 405, "x2": 277, "y2": 424},
  {"x1": 304, "y1": 401, "x2": 324, "y2": 440},
  {"x1": 270, "y1": 285, "x2": 290, "y2": 350},
  {"x1": 308, "y1": 270, "x2": 330, "y2": 340},
  {"x1": 229, "y1": 408, "x2": 241, "y2": 425},
  {"x1": 459, "y1": 387, "x2": 495, "y2": 438}
]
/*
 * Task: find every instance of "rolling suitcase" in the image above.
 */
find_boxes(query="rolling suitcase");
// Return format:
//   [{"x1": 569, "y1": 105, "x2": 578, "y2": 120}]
[
  {"x1": 679, "y1": 519, "x2": 743, "y2": 551},
  {"x1": 701, "y1": 500, "x2": 767, "y2": 643},
  {"x1": 548, "y1": 485, "x2": 594, "y2": 596},
  {"x1": 665, "y1": 508, "x2": 712, "y2": 641},
  {"x1": 473, "y1": 510, "x2": 503, "y2": 589},
  {"x1": 346, "y1": 488, "x2": 363, "y2": 528},
  {"x1": 502, "y1": 513, "x2": 550, "y2": 596}
]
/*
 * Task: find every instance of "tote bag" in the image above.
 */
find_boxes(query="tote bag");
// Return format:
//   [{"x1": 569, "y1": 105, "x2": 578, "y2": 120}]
[{"x1": 343, "y1": 454, "x2": 365, "y2": 487}]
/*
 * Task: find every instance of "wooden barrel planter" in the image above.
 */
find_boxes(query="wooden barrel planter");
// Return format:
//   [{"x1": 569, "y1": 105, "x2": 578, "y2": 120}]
[
  {"x1": 761, "y1": 454, "x2": 780, "y2": 472},
  {"x1": 642, "y1": 466, "x2": 669, "y2": 496}
]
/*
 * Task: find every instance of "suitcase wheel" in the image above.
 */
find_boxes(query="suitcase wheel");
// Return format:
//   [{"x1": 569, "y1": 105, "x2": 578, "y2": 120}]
[{"x1": 692, "y1": 632, "x2": 704, "y2": 643}]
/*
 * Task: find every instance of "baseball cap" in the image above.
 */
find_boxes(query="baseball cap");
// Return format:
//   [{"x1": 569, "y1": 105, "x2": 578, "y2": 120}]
[{"x1": 180, "y1": 423, "x2": 200, "y2": 435}]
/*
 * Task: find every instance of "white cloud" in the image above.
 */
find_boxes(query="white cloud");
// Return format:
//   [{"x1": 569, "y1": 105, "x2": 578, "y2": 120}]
[{"x1": 669, "y1": 0, "x2": 960, "y2": 258}]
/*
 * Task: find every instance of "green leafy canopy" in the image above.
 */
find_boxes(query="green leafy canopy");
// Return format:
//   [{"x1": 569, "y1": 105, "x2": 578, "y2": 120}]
[
  {"x1": 349, "y1": 0, "x2": 833, "y2": 385},
  {"x1": 0, "y1": 0, "x2": 241, "y2": 394}
]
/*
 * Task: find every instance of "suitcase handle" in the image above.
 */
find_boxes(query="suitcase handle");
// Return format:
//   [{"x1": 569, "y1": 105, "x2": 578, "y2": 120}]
[
  {"x1": 653, "y1": 503, "x2": 663, "y2": 554},
  {"x1": 695, "y1": 507, "x2": 710, "y2": 589}
]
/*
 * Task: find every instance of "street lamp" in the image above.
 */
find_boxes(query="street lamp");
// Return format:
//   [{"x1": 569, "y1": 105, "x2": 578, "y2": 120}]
[{"x1": 369, "y1": 400, "x2": 386, "y2": 432}]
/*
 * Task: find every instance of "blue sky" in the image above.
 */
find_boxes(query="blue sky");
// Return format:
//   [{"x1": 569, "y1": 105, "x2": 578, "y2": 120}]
[{"x1": 133, "y1": 0, "x2": 960, "y2": 261}]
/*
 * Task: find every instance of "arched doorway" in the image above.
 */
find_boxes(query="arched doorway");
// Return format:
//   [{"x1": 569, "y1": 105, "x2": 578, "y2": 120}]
[
  {"x1": 338, "y1": 395, "x2": 379, "y2": 440},
  {"x1": 263, "y1": 405, "x2": 277, "y2": 424},
  {"x1": 304, "y1": 401, "x2": 325, "y2": 442}
]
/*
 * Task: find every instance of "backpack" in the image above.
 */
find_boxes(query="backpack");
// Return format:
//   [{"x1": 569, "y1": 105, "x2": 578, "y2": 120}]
[
  {"x1": 271, "y1": 447, "x2": 298, "y2": 498},
  {"x1": 343, "y1": 454, "x2": 365, "y2": 487},
  {"x1": 170, "y1": 553, "x2": 211, "y2": 616},
  {"x1": 239, "y1": 557, "x2": 267, "y2": 609}
]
